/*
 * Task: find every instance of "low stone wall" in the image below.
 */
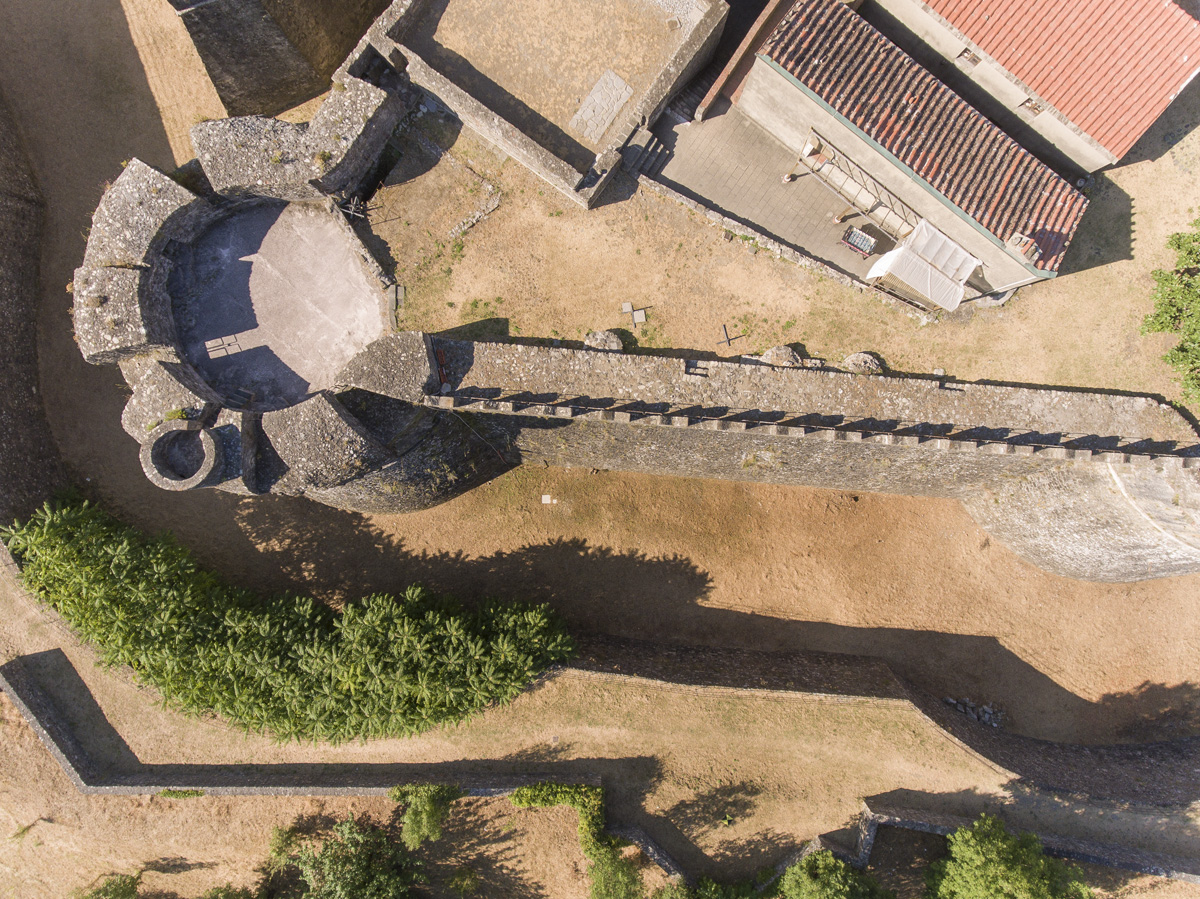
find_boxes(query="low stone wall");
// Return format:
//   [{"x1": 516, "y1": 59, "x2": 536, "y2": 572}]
[{"x1": 398, "y1": 50, "x2": 589, "y2": 204}]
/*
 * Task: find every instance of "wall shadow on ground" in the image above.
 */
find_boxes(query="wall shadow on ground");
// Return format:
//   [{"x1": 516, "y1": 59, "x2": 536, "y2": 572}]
[
  {"x1": 4, "y1": 647, "x2": 664, "y2": 794},
  {"x1": 221, "y1": 494, "x2": 1200, "y2": 756},
  {"x1": 6, "y1": 647, "x2": 1200, "y2": 887},
  {"x1": 405, "y1": 0, "x2": 594, "y2": 173},
  {"x1": 1053, "y1": 173, "x2": 1134, "y2": 277}
]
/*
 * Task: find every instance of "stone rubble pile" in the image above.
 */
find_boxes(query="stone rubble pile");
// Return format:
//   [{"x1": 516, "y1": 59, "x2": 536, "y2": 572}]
[{"x1": 943, "y1": 696, "x2": 1005, "y2": 728}]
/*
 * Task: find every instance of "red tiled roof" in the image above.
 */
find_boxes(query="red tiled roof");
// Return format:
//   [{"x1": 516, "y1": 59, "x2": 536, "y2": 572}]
[
  {"x1": 760, "y1": 0, "x2": 1088, "y2": 272},
  {"x1": 924, "y1": 0, "x2": 1200, "y2": 160}
]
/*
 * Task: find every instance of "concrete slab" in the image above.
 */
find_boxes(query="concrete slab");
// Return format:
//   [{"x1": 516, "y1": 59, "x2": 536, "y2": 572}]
[
  {"x1": 173, "y1": 202, "x2": 385, "y2": 410},
  {"x1": 652, "y1": 100, "x2": 894, "y2": 280}
]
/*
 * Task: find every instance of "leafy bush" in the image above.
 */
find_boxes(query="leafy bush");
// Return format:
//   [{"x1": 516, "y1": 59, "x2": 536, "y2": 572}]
[
  {"x1": 1, "y1": 499, "x2": 574, "y2": 742},
  {"x1": 925, "y1": 815, "x2": 1092, "y2": 899},
  {"x1": 1142, "y1": 218, "x2": 1200, "y2": 401},
  {"x1": 652, "y1": 877, "x2": 765, "y2": 898},
  {"x1": 296, "y1": 818, "x2": 423, "y2": 899},
  {"x1": 199, "y1": 887, "x2": 256, "y2": 899},
  {"x1": 78, "y1": 874, "x2": 140, "y2": 899},
  {"x1": 510, "y1": 783, "x2": 643, "y2": 899},
  {"x1": 779, "y1": 850, "x2": 891, "y2": 899},
  {"x1": 388, "y1": 783, "x2": 464, "y2": 850}
]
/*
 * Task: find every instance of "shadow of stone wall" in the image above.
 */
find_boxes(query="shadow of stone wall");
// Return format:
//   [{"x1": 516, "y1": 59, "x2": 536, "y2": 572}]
[
  {"x1": 171, "y1": 0, "x2": 391, "y2": 116},
  {"x1": 0, "y1": 89, "x2": 65, "y2": 525}
]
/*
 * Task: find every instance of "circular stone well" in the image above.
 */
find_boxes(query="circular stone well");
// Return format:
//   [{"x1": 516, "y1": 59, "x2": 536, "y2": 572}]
[
  {"x1": 141, "y1": 421, "x2": 223, "y2": 490},
  {"x1": 173, "y1": 201, "x2": 386, "y2": 410}
]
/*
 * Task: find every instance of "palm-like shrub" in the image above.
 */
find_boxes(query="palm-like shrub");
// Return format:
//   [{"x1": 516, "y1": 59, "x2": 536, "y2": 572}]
[{"x1": 2, "y1": 499, "x2": 573, "y2": 742}]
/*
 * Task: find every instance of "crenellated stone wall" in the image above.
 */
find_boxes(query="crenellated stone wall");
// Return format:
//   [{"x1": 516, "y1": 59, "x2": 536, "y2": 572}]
[{"x1": 66, "y1": 17, "x2": 1200, "y2": 583}]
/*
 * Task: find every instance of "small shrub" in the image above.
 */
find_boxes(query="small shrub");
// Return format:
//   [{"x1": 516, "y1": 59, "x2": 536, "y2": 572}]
[
  {"x1": 589, "y1": 842, "x2": 645, "y2": 899},
  {"x1": 158, "y1": 788, "x2": 204, "y2": 798},
  {"x1": 296, "y1": 817, "x2": 423, "y2": 899},
  {"x1": 779, "y1": 850, "x2": 891, "y2": 899},
  {"x1": 388, "y1": 783, "x2": 464, "y2": 850},
  {"x1": 448, "y1": 865, "x2": 481, "y2": 896},
  {"x1": 652, "y1": 878, "x2": 760, "y2": 899},
  {"x1": 925, "y1": 814, "x2": 1092, "y2": 899},
  {"x1": 267, "y1": 824, "x2": 300, "y2": 873},
  {"x1": 200, "y1": 887, "x2": 256, "y2": 899},
  {"x1": 78, "y1": 873, "x2": 141, "y2": 899}
]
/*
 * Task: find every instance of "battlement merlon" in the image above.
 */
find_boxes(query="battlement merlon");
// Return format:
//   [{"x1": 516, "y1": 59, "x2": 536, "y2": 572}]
[{"x1": 432, "y1": 338, "x2": 1200, "y2": 452}]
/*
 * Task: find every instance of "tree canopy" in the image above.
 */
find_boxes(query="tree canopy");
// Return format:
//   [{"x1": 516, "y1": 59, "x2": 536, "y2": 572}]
[
  {"x1": 1142, "y1": 218, "x2": 1200, "y2": 402},
  {"x1": 926, "y1": 815, "x2": 1092, "y2": 899}
]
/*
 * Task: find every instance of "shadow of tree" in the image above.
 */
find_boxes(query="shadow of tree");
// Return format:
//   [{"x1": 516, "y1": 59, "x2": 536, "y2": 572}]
[
  {"x1": 1096, "y1": 681, "x2": 1200, "y2": 741},
  {"x1": 421, "y1": 798, "x2": 554, "y2": 899},
  {"x1": 661, "y1": 781, "x2": 764, "y2": 838}
]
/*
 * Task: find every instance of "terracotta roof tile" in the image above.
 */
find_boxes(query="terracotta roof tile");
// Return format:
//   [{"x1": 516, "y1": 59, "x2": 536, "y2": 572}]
[
  {"x1": 925, "y1": 0, "x2": 1200, "y2": 159},
  {"x1": 760, "y1": 0, "x2": 1088, "y2": 272}
]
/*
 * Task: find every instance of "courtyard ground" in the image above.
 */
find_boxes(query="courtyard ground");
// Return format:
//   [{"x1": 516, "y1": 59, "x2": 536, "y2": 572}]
[{"x1": 0, "y1": 0, "x2": 1199, "y2": 895}]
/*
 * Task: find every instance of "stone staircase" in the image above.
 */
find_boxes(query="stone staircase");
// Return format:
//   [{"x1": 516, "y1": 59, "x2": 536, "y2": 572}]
[{"x1": 621, "y1": 128, "x2": 673, "y2": 177}]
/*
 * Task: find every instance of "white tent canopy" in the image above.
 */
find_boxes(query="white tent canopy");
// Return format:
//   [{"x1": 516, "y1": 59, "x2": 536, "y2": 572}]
[{"x1": 867, "y1": 220, "x2": 981, "y2": 312}]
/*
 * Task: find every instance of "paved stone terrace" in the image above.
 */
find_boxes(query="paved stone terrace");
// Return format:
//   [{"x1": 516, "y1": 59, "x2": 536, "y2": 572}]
[
  {"x1": 434, "y1": 339, "x2": 1200, "y2": 449},
  {"x1": 652, "y1": 99, "x2": 889, "y2": 280}
]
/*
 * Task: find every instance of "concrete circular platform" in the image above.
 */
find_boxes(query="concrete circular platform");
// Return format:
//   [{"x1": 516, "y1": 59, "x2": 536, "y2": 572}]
[{"x1": 173, "y1": 201, "x2": 385, "y2": 410}]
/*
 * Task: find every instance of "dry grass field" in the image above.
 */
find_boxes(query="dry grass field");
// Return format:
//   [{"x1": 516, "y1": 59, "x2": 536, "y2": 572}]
[{"x1": 1, "y1": 0, "x2": 1200, "y2": 895}]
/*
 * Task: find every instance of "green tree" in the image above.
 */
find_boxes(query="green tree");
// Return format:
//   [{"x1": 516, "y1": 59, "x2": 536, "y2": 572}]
[
  {"x1": 295, "y1": 818, "x2": 423, "y2": 899},
  {"x1": 779, "y1": 850, "x2": 892, "y2": 899},
  {"x1": 925, "y1": 815, "x2": 1091, "y2": 899},
  {"x1": 388, "y1": 784, "x2": 464, "y2": 850},
  {"x1": 1142, "y1": 218, "x2": 1200, "y2": 401}
]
